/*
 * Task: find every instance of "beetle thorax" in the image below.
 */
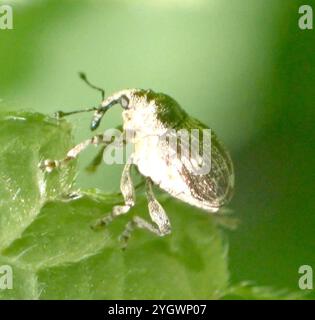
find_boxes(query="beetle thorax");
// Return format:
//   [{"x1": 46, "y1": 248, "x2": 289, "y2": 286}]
[{"x1": 122, "y1": 98, "x2": 167, "y2": 141}]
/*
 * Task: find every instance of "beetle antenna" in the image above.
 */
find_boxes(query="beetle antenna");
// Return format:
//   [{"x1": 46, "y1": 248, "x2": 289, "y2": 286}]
[
  {"x1": 54, "y1": 107, "x2": 98, "y2": 119},
  {"x1": 79, "y1": 72, "x2": 105, "y2": 101},
  {"x1": 54, "y1": 72, "x2": 104, "y2": 119}
]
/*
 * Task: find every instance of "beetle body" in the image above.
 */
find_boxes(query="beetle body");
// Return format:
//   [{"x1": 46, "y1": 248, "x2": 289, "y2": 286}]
[
  {"x1": 41, "y1": 85, "x2": 235, "y2": 243},
  {"x1": 97, "y1": 89, "x2": 234, "y2": 213}
]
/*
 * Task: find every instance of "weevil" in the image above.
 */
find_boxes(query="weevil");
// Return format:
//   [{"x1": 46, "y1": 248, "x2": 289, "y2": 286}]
[{"x1": 39, "y1": 74, "x2": 234, "y2": 245}]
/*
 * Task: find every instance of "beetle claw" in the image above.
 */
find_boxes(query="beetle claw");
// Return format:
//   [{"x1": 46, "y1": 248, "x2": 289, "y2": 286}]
[{"x1": 38, "y1": 159, "x2": 60, "y2": 173}]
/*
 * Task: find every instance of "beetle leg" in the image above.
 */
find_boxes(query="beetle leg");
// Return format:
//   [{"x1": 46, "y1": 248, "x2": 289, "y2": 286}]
[
  {"x1": 85, "y1": 145, "x2": 106, "y2": 173},
  {"x1": 38, "y1": 134, "x2": 105, "y2": 173},
  {"x1": 145, "y1": 178, "x2": 171, "y2": 235},
  {"x1": 85, "y1": 125, "x2": 124, "y2": 172},
  {"x1": 212, "y1": 210, "x2": 240, "y2": 230},
  {"x1": 119, "y1": 216, "x2": 161, "y2": 249},
  {"x1": 91, "y1": 161, "x2": 135, "y2": 229},
  {"x1": 119, "y1": 178, "x2": 171, "y2": 248},
  {"x1": 39, "y1": 125, "x2": 124, "y2": 173}
]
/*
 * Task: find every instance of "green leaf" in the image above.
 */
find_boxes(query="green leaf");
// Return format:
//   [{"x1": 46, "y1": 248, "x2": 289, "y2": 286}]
[
  {"x1": 0, "y1": 112, "x2": 229, "y2": 299},
  {"x1": 0, "y1": 111, "x2": 306, "y2": 300},
  {"x1": 0, "y1": 112, "x2": 75, "y2": 251},
  {"x1": 221, "y1": 282, "x2": 308, "y2": 300}
]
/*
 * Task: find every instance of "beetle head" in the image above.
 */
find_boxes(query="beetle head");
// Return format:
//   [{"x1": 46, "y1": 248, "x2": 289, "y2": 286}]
[{"x1": 91, "y1": 89, "x2": 156, "y2": 131}]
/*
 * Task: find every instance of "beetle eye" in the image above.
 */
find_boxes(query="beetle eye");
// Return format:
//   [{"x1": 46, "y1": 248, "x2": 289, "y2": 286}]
[{"x1": 120, "y1": 95, "x2": 129, "y2": 109}]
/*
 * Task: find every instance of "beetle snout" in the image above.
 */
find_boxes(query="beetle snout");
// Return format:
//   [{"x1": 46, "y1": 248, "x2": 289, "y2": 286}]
[
  {"x1": 91, "y1": 118, "x2": 101, "y2": 131},
  {"x1": 90, "y1": 108, "x2": 106, "y2": 131}
]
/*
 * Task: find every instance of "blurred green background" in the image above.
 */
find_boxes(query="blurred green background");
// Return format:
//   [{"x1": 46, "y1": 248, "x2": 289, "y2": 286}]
[{"x1": 0, "y1": 0, "x2": 314, "y2": 293}]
